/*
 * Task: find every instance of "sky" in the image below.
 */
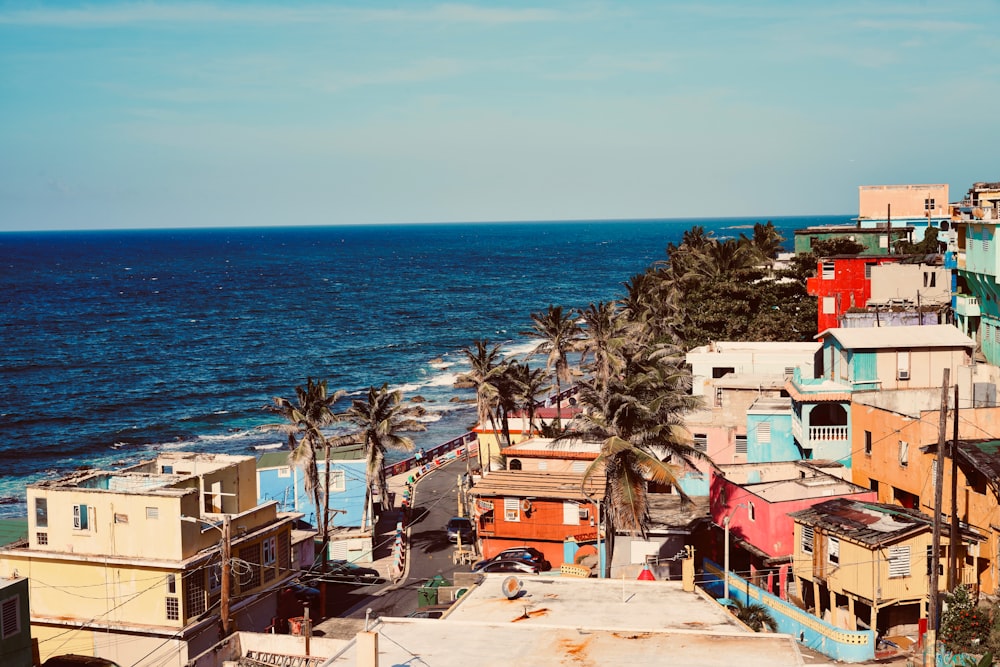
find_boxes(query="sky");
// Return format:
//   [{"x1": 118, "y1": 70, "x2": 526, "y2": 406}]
[{"x1": 1, "y1": 1, "x2": 998, "y2": 231}]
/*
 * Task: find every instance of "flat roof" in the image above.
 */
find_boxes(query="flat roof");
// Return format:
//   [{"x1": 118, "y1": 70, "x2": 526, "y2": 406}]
[
  {"x1": 324, "y1": 576, "x2": 804, "y2": 666},
  {"x1": 819, "y1": 324, "x2": 974, "y2": 350}
]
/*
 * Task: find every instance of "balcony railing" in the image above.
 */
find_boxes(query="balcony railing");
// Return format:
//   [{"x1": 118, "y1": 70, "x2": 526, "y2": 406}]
[
  {"x1": 955, "y1": 294, "x2": 981, "y2": 318},
  {"x1": 808, "y1": 425, "x2": 849, "y2": 442}
]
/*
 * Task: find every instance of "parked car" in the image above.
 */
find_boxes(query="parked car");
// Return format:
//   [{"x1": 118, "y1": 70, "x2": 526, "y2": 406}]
[
  {"x1": 281, "y1": 581, "x2": 321, "y2": 608},
  {"x1": 304, "y1": 560, "x2": 383, "y2": 585},
  {"x1": 476, "y1": 559, "x2": 539, "y2": 574},
  {"x1": 446, "y1": 516, "x2": 475, "y2": 544},
  {"x1": 472, "y1": 547, "x2": 550, "y2": 572},
  {"x1": 43, "y1": 656, "x2": 123, "y2": 667}
]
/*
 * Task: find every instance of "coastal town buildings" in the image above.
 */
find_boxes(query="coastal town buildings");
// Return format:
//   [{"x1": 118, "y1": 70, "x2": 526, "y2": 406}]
[
  {"x1": 685, "y1": 340, "x2": 820, "y2": 397},
  {"x1": 0, "y1": 452, "x2": 303, "y2": 667},
  {"x1": 857, "y1": 184, "x2": 950, "y2": 244}
]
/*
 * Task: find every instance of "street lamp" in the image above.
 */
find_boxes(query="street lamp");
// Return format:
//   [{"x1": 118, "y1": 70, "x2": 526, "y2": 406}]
[
  {"x1": 722, "y1": 503, "x2": 747, "y2": 602},
  {"x1": 182, "y1": 514, "x2": 232, "y2": 636}
]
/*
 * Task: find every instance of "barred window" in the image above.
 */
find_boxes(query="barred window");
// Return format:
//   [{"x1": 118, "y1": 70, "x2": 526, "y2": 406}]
[
  {"x1": 166, "y1": 597, "x2": 179, "y2": 621},
  {"x1": 278, "y1": 531, "x2": 291, "y2": 575},
  {"x1": 238, "y1": 544, "x2": 262, "y2": 591},
  {"x1": 36, "y1": 532, "x2": 48, "y2": 545},
  {"x1": 185, "y1": 571, "x2": 206, "y2": 617}
]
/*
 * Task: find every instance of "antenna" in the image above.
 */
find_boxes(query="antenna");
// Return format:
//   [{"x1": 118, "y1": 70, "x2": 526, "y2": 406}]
[{"x1": 501, "y1": 576, "x2": 523, "y2": 600}]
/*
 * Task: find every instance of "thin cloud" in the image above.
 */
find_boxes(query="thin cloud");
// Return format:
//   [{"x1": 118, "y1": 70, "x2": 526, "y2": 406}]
[{"x1": 0, "y1": 2, "x2": 583, "y2": 28}]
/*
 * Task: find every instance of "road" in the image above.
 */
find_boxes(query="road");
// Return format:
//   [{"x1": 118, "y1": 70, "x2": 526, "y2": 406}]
[{"x1": 328, "y1": 458, "x2": 474, "y2": 620}]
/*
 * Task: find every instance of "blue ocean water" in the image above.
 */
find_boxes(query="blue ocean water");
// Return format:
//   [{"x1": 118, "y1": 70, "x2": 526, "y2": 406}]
[{"x1": 0, "y1": 216, "x2": 849, "y2": 516}]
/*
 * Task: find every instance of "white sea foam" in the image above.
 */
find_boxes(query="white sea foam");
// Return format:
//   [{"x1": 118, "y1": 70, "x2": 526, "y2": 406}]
[{"x1": 503, "y1": 338, "x2": 540, "y2": 360}]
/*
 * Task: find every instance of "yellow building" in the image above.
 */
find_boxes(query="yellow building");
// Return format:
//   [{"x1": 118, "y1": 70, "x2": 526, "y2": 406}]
[
  {"x1": 0, "y1": 453, "x2": 303, "y2": 667},
  {"x1": 789, "y1": 498, "x2": 950, "y2": 639},
  {"x1": 851, "y1": 391, "x2": 1000, "y2": 595}
]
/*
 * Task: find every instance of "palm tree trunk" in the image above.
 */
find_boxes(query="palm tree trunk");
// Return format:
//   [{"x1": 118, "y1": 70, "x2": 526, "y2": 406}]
[
  {"x1": 554, "y1": 375, "x2": 563, "y2": 427},
  {"x1": 322, "y1": 441, "x2": 331, "y2": 570}
]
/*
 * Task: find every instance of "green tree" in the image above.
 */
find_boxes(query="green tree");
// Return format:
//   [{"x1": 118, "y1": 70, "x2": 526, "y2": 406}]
[
  {"x1": 526, "y1": 305, "x2": 583, "y2": 428},
  {"x1": 459, "y1": 339, "x2": 507, "y2": 470},
  {"x1": 263, "y1": 378, "x2": 344, "y2": 567},
  {"x1": 730, "y1": 599, "x2": 779, "y2": 632},
  {"x1": 940, "y1": 585, "x2": 991, "y2": 655},
  {"x1": 811, "y1": 237, "x2": 865, "y2": 257},
  {"x1": 341, "y1": 384, "x2": 426, "y2": 529},
  {"x1": 507, "y1": 361, "x2": 550, "y2": 437}
]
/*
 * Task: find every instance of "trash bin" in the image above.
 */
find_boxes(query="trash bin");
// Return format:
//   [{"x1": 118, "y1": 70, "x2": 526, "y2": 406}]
[{"x1": 417, "y1": 574, "x2": 451, "y2": 607}]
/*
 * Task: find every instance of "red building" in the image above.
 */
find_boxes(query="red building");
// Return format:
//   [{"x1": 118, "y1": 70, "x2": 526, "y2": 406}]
[
  {"x1": 806, "y1": 254, "x2": 903, "y2": 332},
  {"x1": 469, "y1": 470, "x2": 605, "y2": 571}
]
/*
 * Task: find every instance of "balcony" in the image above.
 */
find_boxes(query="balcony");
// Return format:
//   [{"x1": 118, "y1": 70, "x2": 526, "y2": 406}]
[
  {"x1": 955, "y1": 294, "x2": 981, "y2": 318},
  {"x1": 809, "y1": 425, "x2": 849, "y2": 442}
]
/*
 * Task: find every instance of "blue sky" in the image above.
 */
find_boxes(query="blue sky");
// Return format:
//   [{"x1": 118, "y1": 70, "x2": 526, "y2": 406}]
[{"x1": 1, "y1": 1, "x2": 997, "y2": 231}]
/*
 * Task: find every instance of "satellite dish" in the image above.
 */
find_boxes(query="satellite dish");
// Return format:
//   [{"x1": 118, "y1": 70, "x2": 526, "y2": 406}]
[
  {"x1": 501, "y1": 576, "x2": 523, "y2": 600},
  {"x1": 520, "y1": 499, "x2": 532, "y2": 513}
]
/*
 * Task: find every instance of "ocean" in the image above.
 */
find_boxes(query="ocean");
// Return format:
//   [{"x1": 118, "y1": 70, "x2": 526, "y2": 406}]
[{"x1": 0, "y1": 216, "x2": 850, "y2": 517}]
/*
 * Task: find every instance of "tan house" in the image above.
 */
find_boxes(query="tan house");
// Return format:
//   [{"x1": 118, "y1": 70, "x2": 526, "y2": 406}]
[
  {"x1": 859, "y1": 184, "x2": 949, "y2": 222},
  {"x1": 0, "y1": 452, "x2": 306, "y2": 667},
  {"x1": 789, "y1": 498, "x2": 947, "y2": 639}
]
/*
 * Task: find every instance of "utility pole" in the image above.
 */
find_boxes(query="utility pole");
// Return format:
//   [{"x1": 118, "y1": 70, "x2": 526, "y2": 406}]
[
  {"x1": 927, "y1": 368, "x2": 949, "y2": 666},
  {"x1": 949, "y1": 384, "x2": 960, "y2": 590},
  {"x1": 221, "y1": 513, "x2": 232, "y2": 637}
]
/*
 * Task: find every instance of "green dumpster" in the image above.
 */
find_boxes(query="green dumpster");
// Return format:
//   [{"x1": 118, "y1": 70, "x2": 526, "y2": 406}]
[{"x1": 417, "y1": 574, "x2": 451, "y2": 607}]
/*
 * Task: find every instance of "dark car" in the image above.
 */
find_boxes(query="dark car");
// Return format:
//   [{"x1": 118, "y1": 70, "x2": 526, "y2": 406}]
[
  {"x1": 446, "y1": 516, "x2": 475, "y2": 544},
  {"x1": 305, "y1": 560, "x2": 382, "y2": 585},
  {"x1": 472, "y1": 546, "x2": 550, "y2": 572},
  {"x1": 43, "y1": 656, "x2": 123, "y2": 667},
  {"x1": 282, "y1": 581, "x2": 321, "y2": 608},
  {"x1": 476, "y1": 559, "x2": 539, "y2": 574}
]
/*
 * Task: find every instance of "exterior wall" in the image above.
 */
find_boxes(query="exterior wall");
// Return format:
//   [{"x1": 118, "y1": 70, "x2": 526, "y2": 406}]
[
  {"x1": 851, "y1": 401, "x2": 1000, "y2": 595},
  {"x1": 873, "y1": 347, "x2": 970, "y2": 391},
  {"x1": 859, "y1": 184, "x2": 949, "y2": 221},
  {"x1": 712, "y1": 472, "x2": 876, "y2": 561},
  {"x1": 32, "y1": 624, "x2": 190, "y2": 666},
  {"x1": 474, "y1": 494, "x2": 598, "y2": 569},
  {"x1": 0, "y1": 577, "x2": 32, "y2": 667},
  {"x1": 504, "y1": 457, "x2": 591, "y2": 474},
  {"x1": 746, "y1": 411, "x2": 798, "y2": 462},
  {"x1": 807, "y1": 256, "x2": 903, "y2": 332},
  {"x1": 869, "y1": 263, "x2": 951, "y2": 306},
  {"x1": 257, "y1": 459, "x2": 368, "y2": 528},
  {"x1": 963, "y1": 223, "x2": 998, "y2": 277},
  {"x1": 685, "y1": 342, "x2": 819, "y2": 397},
  {"x1": 794, "y1": 228, "x2": 906, "y2": 256}
]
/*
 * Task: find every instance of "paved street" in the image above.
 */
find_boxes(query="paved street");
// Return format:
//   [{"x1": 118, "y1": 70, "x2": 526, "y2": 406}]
[{"x1": 318, "y1": 457, "x2": 474, "y2": 624}]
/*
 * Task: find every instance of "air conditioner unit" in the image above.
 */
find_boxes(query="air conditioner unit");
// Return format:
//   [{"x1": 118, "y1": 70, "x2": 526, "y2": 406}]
[{"x1": 898, "y1": 370, "x2": 910, "y2": 380}]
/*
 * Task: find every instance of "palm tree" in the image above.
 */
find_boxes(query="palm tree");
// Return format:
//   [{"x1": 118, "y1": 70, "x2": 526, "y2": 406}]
[
  {"x1": 459, "y1": 339, "x2": 507, "y2": 471},
  {"x1": 507, "y1": 361, "x2": 550, "y2": 438},
  {"x1": 564, "y1": 348, "x2": 706, "y2": 536},
  {"x1": 263, "y1": 378, "x2": 344, "y2": 567},
  {"x1": 526, "y1": 305, "x2": 582, "y2": 428},
  {"x1": 577, "y1": 301, "x2": 628, "y2": 394},
  {"x1": 341, "y1": 384, "x2": 426, "y2": 529},
  {"x1": 730, "y1": 599, "x2": 779, "y2": 632}
]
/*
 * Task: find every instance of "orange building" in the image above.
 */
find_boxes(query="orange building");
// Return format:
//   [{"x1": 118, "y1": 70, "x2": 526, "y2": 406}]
[{"x1": 851, "y1": 390, "x2": 1000, "y2": 594}]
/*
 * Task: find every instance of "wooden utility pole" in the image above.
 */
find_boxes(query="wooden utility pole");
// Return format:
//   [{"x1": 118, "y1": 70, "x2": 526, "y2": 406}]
[
  {"x1": 949, "y1": 384, "x2": 960, "y2": 590},
  {"x1": 221, "y1": 513, "x2": 232, "y2": 637},
  {"x1": 927, "y1": 368, "x2": 949, "y2": 666}
]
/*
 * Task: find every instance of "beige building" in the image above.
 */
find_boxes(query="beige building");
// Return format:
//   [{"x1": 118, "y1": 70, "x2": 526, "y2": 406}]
[
  {"x1": 0, "y1": 452, "x2": 305, "y2": 667},
  {"x1": 859, "y1": 184, "x2": 949, "y2": 221},
  {"x1": 868, "y1": 260, "x2": 951, "y2": 307}
]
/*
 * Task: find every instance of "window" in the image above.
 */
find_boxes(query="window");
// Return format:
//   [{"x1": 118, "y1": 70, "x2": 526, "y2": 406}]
[
  {"x1": 238, "y1": 544, "x2": 262, "y2": 590},
  {"x1": 758, "y1": 422, "x2": 771, "y2": 444},
  {"x1": 747, "y1": 502, "x2": 756, "y2": 521},
  {"x1": 504, "y1": 497, "x2": 520, "y2": 522},
  {"x1": 167, "y1": 574, "x2": 176, "y2": 594},
  {"x1": 162, "y1": 465, "x2": 174, "y2": 474},
  {"x1": 864, "y1": 430, "x2": 872, "y2": 456},
  {"x1": 925, "y1": 198, "x2": 935, "y2": 211},
  {"x1": 870, "y1": 479, "x2": 879, "y2": 494},
  {"x1": 1, "y1": 596, "x2": 20, "y2": 639},
  {"x1": 899, "y1": 440, "x2": 909, "y2": 467},
  {"x1": 823, "y1": 297, "x2": 836, "y2": 314},
  {"x1": 166, "y1": 597, "x2": 179, "y2": 621},
  {"x1": 879, "y1": 235, "x2": 889, "y2": 249},
  {"x1": 715, "y1": 387, "x2": 724, "y2": 407},
  {"x1": 865, "y1": 263, "x2": 876, "y2": 279},
  {"x1": 263, "y1": 536, "x2": 276, "y2": 565},
  {"x1": 822, "y1": 262, "x2": 835, "y2": 279},
  {"x1": 801, "y1": 525, "x2": 814, "y2": 554},
  {"x1": 185, "y1": 571, "x2": 206, "y2": 617},
  {"x1": 278, "y1": 531, "x2": 291, "y2": 571},
  {"x1": 73, "y1": 504, "x2": 89, "y2": 531},
  {"x1": 208, "y1": 565, "x2": 222, "y2": 594},
  {"x1": 712, "y1": 367, "x2": 735, "y2": 379},
  {"x1": 888, "y1": 545, "x2": 911, "y2": 578},
  {"x1": 924, "y1": 272, "x2": 936, "y2": 288},
  {"x1": 784, "y1": 366, "x2": 795, "y2": 377},
  {"x1": 35, "y1": 497, "x2": 47, "y2": 528},
  {"x1": 570, "y1": 461, "x2": 587, "y2": 473},
  {"x1": 735, "y1": 435, "x2": 748, "y2": 454},
  {"x1": 693, "y1": 435, "x2": 707, "y2": 452},
  {"x1": 508, "y1": 459, "x2": 523, "y2": 471},
  {"x1": 828, "y1": 537, "x2": 840, "y2": 565},
  {"x1": 537, "y1": 460, "x2": 548, "y2": 471},
  {"x1": 114, "y1": 513, "x2": 129, "y2": 524},
  {"x1": 36, "y1": 532, "x2": 48, "y2": 545},
  {"x1": 278, "y1": 466, "x2": 291, "y2": 478},
  {"x1": 146, "y1": 507, "x2": 159, "y2": 520},
  {"x1": 328, "y1": 469, "x2": 346, "y2": 493}
]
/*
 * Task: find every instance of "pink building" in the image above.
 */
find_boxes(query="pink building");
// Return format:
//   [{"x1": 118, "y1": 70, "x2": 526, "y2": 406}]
[{"x1": 710, "y1": 461, "x2": 875, "y2": 599}]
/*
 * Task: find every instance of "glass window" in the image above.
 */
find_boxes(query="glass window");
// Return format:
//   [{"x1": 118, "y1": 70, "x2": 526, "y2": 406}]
[
  {"x1": 73, "y1": 504, "x2": 89, "y2": 531},
  {"x1": 35, "y1": 497, "x2": 47, "y2": 529}
]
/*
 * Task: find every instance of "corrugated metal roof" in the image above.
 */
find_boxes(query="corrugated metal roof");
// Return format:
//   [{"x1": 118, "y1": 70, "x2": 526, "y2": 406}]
[
  {"x1": 819, "y1": 325, "x2": 974, "y2": 350},
  {"x1": 788, "y1": 498, "x2": 931, "y2": 547},
  {"x1": 469, "y1": 471, "x2": 605, "y2": 501}
]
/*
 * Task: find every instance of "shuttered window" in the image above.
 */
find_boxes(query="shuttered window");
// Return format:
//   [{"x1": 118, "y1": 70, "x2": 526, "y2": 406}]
[
  {"x1": 801, "y1": 525, "x2": 814, "y2": 554},
  {"x1": 888, "y1": 545, "x2": 911, "y2": 578},
  {"x1": 735, "y1": 436, "x2": 748, "y2": 454},
  {"x1": 828, "y1": 537, "x2": 840, "y2": 565},
  {"x1": 1, "y1": 596, "x2": 20, "y2": 638},
  {"x1": 504, "y1": 497, "x2": 520, "y2": 522},
  {"x1": 758, "y1": 422, "x2": 771, "y2": 444},
  {"x1": 563, "y1": 502, "x2": 579, "y2": 525}
]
